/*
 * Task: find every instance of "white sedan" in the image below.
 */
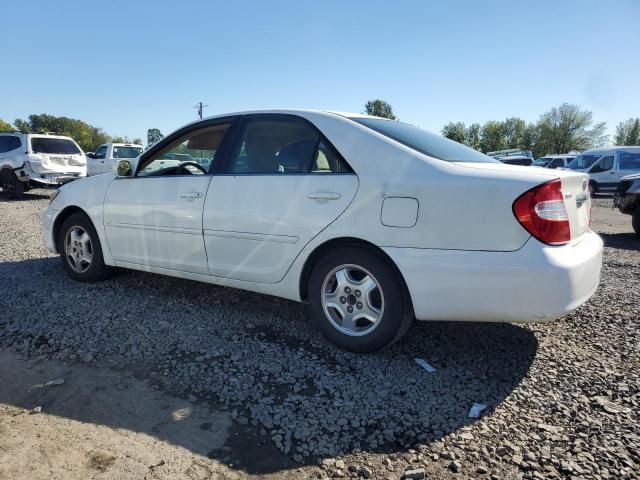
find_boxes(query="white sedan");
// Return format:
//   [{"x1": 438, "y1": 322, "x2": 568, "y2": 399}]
[{"x1": 43, "y1": 110, "x2": 603, "y2": 352}]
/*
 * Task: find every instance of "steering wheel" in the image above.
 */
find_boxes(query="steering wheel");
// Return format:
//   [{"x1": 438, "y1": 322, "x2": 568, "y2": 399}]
[{"x1": 178, "y1": 161, "x2": 208, "y2": 174}]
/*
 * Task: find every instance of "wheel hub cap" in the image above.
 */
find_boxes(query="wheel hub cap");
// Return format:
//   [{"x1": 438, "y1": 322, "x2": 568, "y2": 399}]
[
  {"x1": 64, "y1": 226, "x2": 93, "y2": 273},
  {"x1": 321, "y1": 264, "x2": 385, "y2": 337}
]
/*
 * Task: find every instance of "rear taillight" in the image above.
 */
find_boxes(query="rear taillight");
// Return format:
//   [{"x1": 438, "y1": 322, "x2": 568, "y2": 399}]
[{"x1": 512, "y1": 179, "x2": 570, "y2": 245}]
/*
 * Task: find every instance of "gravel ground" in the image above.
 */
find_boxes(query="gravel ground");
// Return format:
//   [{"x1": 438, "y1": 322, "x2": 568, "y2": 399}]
[{"x1": 0, "y1": 190, "x2": 638, "y2": 479}]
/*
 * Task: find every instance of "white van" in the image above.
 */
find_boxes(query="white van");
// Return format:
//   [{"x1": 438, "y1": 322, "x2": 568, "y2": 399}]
[{"x1": 565, "y1": 146, "x2": 640, "y2": 194}]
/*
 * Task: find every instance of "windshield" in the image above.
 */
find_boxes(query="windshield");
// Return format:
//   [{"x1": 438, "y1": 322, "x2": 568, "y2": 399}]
[
  {"x1": 533, "y1": 158, "x2": 551, "y2": 166},
  {"x1": 567, "y1": 154, "x2": 602, "y2": 170},
  {"x1": 350, "y1": 117, "x2": 498, "y2": 163},
  {"x1": 113, "y1": 146, "x2": 143, "y2": 158},
  {"x1": 31, "y1": 137, "x2": 81, "y2": 155}
]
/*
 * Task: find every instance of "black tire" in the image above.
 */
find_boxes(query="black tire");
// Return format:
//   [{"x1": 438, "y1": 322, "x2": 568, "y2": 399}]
[
  {"x1": 0, "y1": 169, "x2": 25, "y2": 199},
  {"x1": 58, "y1": 212, "x2": 112, "y2": 282},
  {"x1": 632, "y1": 208, "x2": 640, "y2": 237},
  {"x1": 589, "y1": 181, "x2": 598, "y2": 196},
  {"x1": 308, "y1": 247, "x2": 413, "y2": 353}
]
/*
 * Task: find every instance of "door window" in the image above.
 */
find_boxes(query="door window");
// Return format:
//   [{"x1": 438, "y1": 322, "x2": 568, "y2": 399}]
[
  {"x1": 94, "y1": 145, "x2": 108, "y2": 159},
  {"x1": 619, "y1": 152, "x2": 640, "y2": 170},
  {"x1": 549, "y1": 158, "x2": 564, "y2": 168},
  {"x1": 226, "y1": 117, "x2": 352, "y2": 174},
  {"x1": 137, "y1": 123, "x2": 231, "y2": 177},
  {"x1": 590, "y1": 155, "x2": 613, "y2": 173}
]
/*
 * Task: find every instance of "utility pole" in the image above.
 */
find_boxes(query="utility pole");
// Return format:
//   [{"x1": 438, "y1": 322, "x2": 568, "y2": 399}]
[{"x1": 194, "y1": 101, "x2": 208, "y2": 119}]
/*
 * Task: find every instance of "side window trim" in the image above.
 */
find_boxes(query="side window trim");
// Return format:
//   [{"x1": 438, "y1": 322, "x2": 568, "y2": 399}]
[{"x1": 217, "y1": 113, "x2": 354, "y2": 175}]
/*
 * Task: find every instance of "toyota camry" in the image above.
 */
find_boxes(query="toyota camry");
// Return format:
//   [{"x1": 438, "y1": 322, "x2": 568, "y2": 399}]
[{"x1": 43, "y1": 110, "x2": 603, "y2": 352}]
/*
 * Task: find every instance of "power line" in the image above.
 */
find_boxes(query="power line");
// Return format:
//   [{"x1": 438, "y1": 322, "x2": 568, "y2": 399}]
[{"x1": 194, "y1": 101, "x2": 208, "y2": 119}]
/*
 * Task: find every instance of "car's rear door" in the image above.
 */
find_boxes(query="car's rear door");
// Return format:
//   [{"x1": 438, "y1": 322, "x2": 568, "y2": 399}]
[
  {"x1": 203, "y1": 114, "x2": 358, "y2": 283},
  {"x1": 103, "y1": 119, "x2": 234, "y2": 274}
]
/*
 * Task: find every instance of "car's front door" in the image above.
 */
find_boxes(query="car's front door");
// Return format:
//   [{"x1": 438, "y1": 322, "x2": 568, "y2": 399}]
[
  {"x1": 589, "y1": 155, "x2": 615, "y2": 191},
  {"x1": 91, "y1": 145, "x2": 108, "y2": 175},
  {"x1": 203, "y1": 115, "x2": 358, "y2": 283},
  {"x1": 103, "y1": 121, "x2": 233, "y2": 274}
]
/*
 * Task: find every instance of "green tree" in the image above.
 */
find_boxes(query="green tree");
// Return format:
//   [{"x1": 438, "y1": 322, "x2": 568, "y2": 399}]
[
  {"x1": 536, "y1": 103, "x2": 608, "y2": 155},
  {"x1": 363, "y1": 99, "x2": 397, "y2": 120},
  {"x1": 519, "y1": 123, "x2": 539, "y2": 153},
  {"x1": 479, "y1": 121, "x2": 506, "y2": 153},
  {"x1": 147, "y1": 128, "x2": 164, "y2": 148},
  {"x1": 441, "y1": 122, "x2": 467, "y2": 144},
  {"x1": 614, "y1": 118, "x2": 640, "y2": 146},
  {"x1": 132, "y1": 137, "x2": 143, "y2": 146},
  {"x1": 502, "y1": 117, "x2": 526, "y2": 149},
  {"x1": 12, "y1": 114, "x2": 110, "y2": 151},
  {"x1": 465, "y1": 123, "x2": 481, "y2": 151},
  {"x1": 0, "y1": 119, "x2": 16, "y2": 132}
]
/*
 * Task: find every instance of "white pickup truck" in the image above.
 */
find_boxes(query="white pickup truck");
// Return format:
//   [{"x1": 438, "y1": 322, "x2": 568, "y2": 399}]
[
  {"x1": 0, "y1": 132, "x2": 86, "y2": 198},
  {"x1": 87, "y1": 143, "x2": 144, "y2": 176}
]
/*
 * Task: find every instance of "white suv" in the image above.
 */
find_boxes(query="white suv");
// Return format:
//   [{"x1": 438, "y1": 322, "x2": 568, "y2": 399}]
[{"x1": 0, "y1": 133, "x2": 86, "y2": 198}]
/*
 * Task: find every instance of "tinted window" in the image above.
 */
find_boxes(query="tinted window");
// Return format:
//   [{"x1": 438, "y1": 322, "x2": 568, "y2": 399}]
[
  {"x1": 31, "y1": 137, "x2": 81, "y2": 154},
  {"x1": 533, "y1": 158, "x2": 551, "y2": 167},
  {"x1": 9, "y1": 137, "x2": 21, "y2": 151},
  {"x1": 350, "y1": 117, "x2": 498, "y2": 163},
  {"x1": 619, "y1": 152, "x2": 640, "y2": 170},
  {"x1": 591, "y1": 155, "x2": 614, "y2": 173},
  {"x1": 567, "y1": 154, "x2": 601, "y2": 170},
  {"x1": 0, "y1": 136, "x2": 11, "y2": 153},
  {"x1": 138, "y1": 123, "x2": 230, "y2": 177},
  {"x1": 227, "y1": 118, "x2": 352, "y2": 174},
  {"x1": 113, "y1": 146, "x2": 143, "y2": 158},
  {"x1": 549, "y1": 158, "x2": 564, "y2": 168},
  {"x1": 94, "y1": 145, "x2": 108, "y2": 159}
]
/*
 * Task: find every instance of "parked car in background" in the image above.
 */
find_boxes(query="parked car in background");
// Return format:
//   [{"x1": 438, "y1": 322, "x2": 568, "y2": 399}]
[
  {"x1": 565, "y1": 146, "x2": 640, "y2": 194},
  {"x1": 87, "y1": 143, "x2": 144, "y2": 176},
  {"x1": 613, "y1": 173, "x2": 640, "y2": 235},
  {"x1": 43, "y1": 110, "x2": 602, "y2": 352},
  {"x1": 497, "y1": 155, "x2": 533, "y2": 166},
  {"x1": 532, "y1": 155, "x2": 576, "y2": 169},
  {"x1": 0, "y1": 132, "x2": 86, "y2": 198}
]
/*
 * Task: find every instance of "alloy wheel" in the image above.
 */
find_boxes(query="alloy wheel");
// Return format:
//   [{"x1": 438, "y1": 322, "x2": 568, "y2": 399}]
[
  {"x1": 64, "y1": 226, "x2": 93, "y2": 273},
  {"x1": 321, "y1": 264, "x2": 385, "y2": 336}
]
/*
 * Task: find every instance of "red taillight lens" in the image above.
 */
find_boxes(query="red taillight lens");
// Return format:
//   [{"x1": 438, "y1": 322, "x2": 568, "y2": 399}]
[{"x1": 512, "y1": 179, "x2": 570, "y2": 245}]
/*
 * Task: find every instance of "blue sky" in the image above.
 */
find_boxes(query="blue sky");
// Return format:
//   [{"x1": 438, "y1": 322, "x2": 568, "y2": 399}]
[{"x1": 2, "y1": 0, "x2": 639, "y2": 143}]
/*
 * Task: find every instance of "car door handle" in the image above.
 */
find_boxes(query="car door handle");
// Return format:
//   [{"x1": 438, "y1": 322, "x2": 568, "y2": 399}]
[
  {"x1": 180, "y1": 192, "x2": 203, "y2": 199},
  {"x1": 307, "y1": 192, "x2": 341, "y2": 201}
]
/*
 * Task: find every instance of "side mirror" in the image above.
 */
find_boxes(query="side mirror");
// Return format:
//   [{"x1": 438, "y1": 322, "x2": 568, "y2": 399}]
[
  {"x1": 86, "y1": 152, "x2": 94, "y2": 159},
  {"x1": 117, "y1": 159, "x2": 132, "y2": 177}
]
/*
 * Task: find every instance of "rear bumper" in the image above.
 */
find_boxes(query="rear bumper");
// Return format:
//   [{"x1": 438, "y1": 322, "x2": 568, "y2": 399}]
[
  {"x1": 384, "y1": 231, "x2": 603, "y2": 323},
  {"x1": 23, "y1": 162, "x2": 86, "y2": 185}
]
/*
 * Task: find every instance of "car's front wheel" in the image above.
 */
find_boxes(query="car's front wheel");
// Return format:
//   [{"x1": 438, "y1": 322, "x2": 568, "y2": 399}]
[
  {"x1": 308, "y1": 247, "x2": 413, "y2": 353},
  {"x1": 58, "y1": 213, "x2": 112, "y2": 282}
]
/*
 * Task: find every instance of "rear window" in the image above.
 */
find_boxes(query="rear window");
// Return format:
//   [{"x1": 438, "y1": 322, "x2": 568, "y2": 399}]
[
  {"x1": 349, "y1": 117, "x2": 498, "y2": 163},
  {"x1": 31, "y1": 137, "x2": 81, "y2": 155},
  {"x1": 113, "y1": 146, "x2": 143, "y2": 158}
]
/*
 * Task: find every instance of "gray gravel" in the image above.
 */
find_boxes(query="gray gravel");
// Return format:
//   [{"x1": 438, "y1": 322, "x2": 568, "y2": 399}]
[{"x1": 1, "y1": 190, "x2": 639, "y2": 479}]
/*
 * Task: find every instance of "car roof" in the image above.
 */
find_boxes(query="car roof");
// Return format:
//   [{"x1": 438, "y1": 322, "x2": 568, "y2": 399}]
[{"x1": 580, "y1": 146, "x2": 640, "y2": 154}]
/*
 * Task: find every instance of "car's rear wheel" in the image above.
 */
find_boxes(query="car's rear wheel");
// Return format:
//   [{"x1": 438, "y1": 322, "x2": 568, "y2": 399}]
[
  {"x1": 58, "y1": 213, "x2": 112, "y2": 282},
  {"x1": 0, "y1": 169, "x2": 25, "y2": 199},
  {"x1": 308, "y1": 247, "x2": 413, "y2": 353},
  {"x1": 632, "y1": 207, "x2": 640, "y2": 236}
]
